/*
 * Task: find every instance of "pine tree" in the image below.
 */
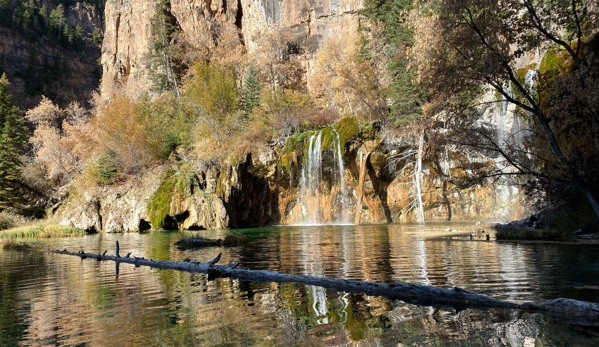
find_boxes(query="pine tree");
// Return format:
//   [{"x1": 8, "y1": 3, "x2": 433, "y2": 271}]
[
  {"x1": 361, "y1": 0, "x2": 425, "y2": 125},
  {"x1": 49, "y1": 4, "x2": 65, "y2": 38},
  {"x1": 147, "y1": 0, "x2": 181, "y2": 97},
  {"x1": 0, "y1": 74, "x2": 28, "y2": 209},
  {"x1": 0, "y1": 0, "x2": 11, "y2": 25},
  {"x1": 240, "y1": 64, "x2": 260, "y2": 113}
]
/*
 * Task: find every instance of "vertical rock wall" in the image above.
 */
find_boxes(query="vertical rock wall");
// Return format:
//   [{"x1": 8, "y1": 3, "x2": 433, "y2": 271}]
[
  {"x1": 100, "y1": 0, "x2": 362, "y2": 97},
  {"x1": 101, "y1": 0, "x2": 156, "y2": 97}
]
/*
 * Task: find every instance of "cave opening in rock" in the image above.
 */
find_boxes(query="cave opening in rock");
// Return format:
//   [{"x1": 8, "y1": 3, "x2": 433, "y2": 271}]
[
  {"x1": 175, "y1": 211, "x2": 189, "y2": 224},
  {"x1": 85, "y1": 226, "x2": 98, "y2": 234},
  {"x1": 138, "y1": 219, "x2": 151, "y2": 232},
  {"x1": 162, "y1": 215, "x2": 177, "y2": 230}
]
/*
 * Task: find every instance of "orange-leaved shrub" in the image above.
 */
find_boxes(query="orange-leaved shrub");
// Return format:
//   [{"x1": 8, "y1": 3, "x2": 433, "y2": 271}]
[{"x1": 90, "y1": 95, "x2": 153, "y2": 172}]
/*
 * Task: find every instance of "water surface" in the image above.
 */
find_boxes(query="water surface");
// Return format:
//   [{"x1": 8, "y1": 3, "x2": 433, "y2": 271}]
[{"x1": 1, "y1": 223, "x2": 599, "y2": 346}]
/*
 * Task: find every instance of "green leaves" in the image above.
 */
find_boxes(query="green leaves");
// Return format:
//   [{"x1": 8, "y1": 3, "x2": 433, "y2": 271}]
[
  {"x1": 0, "y1": 74, "x2": 28, "y2": 208},
  {"x1": 147, "y1": 0, "x2": 184, "y2": 95},
  {"x1": 97, "y1": 150, "x2": 119, "y2": 185},
  {"x1": 361, "y1": 0, "x2": 425, "y2": 125},
  {"x1": 240, "y1": 64, "x2": 261, "y2": 114}
]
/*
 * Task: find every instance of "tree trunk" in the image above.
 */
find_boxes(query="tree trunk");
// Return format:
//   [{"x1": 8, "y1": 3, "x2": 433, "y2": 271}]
[{"x1": 443, "y1": 180, "x2": 452, "y2": 222}]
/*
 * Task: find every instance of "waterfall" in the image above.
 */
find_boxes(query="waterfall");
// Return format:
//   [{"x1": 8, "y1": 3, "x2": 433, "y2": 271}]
[
  {"x1": 497, "y1": 81, "x2": 514, "y2": 149},
  {"x1": 296, "y1": 128, "x2": 349, "y2": 225},
  {"x1": 524, "y1": 69, "x2": 537, "y2": 93},
  {"x1": 488, "y1": 69, "x2": 537, "y2": 221},
  {"x1": 496, "y1": 70, "x2": 536, "y2": 151},
  {"x1": 415, "y1": 132, "x2": 425, "y2": 224}
]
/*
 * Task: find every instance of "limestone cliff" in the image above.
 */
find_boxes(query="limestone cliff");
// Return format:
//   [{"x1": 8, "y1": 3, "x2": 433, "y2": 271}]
[
  {"x1": 101, "y1": 0, "x2": 361, "y2": 97},
  {"x1": 54, "y1": 121, "x2": 522, "y2": 232}
]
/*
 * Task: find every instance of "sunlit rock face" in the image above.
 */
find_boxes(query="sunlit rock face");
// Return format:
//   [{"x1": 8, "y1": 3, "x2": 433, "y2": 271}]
[
  {"x1": 100, "y1": 0, "x2": 361, "y2": 97},
  {"x1": 273, "y1": 123, "x2": 524, "y2": 226},
  {"x1": 100, "y1": 0, "x2": 156, "y2": 98},
  {"x1": 55, "y1": 127, "x2": 524, "y2": 232},
  {"x1": 55, "y1": 155, "x2": 279, "y2": 232}
]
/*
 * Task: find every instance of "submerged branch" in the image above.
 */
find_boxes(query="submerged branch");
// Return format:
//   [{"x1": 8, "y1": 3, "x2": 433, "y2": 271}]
[{"x1": 48, "y1": 243, "x2": 599, "y2": 326}]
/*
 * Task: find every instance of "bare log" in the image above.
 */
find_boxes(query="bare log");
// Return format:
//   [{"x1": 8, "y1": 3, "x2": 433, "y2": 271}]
[
  {"x1": 175, "y1": 237, "x2": 224, "y2": 247},
  {"x1": 48, "y1": 244, "x2": 599, "y2": 326},
  {"x1": 175, "y1": 235, "x2": 249, "y2": 248}
]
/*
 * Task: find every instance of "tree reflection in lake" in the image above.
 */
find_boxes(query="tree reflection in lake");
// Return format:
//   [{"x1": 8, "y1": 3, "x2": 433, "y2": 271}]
[{"x1": 1, "y1": 224, "x2": 598, "y2": 346}]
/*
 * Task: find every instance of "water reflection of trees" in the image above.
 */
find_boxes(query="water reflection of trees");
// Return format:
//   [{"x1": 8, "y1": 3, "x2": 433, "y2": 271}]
[{"x1": 3, "y1": 230, "x2": 599, "y2": 346}]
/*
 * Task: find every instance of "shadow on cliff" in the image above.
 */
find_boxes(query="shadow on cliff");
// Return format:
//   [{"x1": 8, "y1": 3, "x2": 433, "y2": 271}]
[{"x1": 223, "y1": 153, "x2": 281, "y2": 228}]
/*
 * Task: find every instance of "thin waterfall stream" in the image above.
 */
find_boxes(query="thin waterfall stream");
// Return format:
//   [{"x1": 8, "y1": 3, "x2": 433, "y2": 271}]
[{"x1": 297, "y1": 128, "x2": 350, "y2": 225}]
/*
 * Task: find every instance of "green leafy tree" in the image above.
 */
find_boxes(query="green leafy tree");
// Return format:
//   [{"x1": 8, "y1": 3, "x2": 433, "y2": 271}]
[
  {"x1": 0, "y1": 0, "x2": 11, "y2": 25},
  {"x1": 49, "y1": 4, "x2": 65, "y2": 38},
  {"x1": 0, "y1": 74, "x2": 28, "y2": 208},
  {"x1": 426, "y1": 0, "x2": 599, "y2": 218},
  {"x1": 63, "y1": 24, "x2": 74, "y2": 45},
  {"x1": 92, "y1": 27, "x2": 103, "y2": 43},
  {"x1": 97, "y1": 150, "x2": 119, "y2": 185},
  {"x1": 184, "y1": 62, "x2": 238, "y2": 140},
  {"x1": 75, "y1": 24, "x2": 84, "y2": 44}
]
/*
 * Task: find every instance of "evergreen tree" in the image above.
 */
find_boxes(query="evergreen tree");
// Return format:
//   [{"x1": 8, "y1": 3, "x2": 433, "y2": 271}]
[
  {"x1": 49, "y1": 4, "x2": 65, "y2": 38},
  {"x1": 240, "y1": 64, "x2": 260, "y2": 113},
  {"x1": 0, "y1": 74, "x2": 28, "y2": 209},
  {"x1": 0, "y1": 0, "x2": 11, "y2": 25},
  {"x1": 147, "y1": 0, "x2": 182, "y2": 97},
  {"x1": 361, "y1": 0, "x2": 425, "y2": 125}
]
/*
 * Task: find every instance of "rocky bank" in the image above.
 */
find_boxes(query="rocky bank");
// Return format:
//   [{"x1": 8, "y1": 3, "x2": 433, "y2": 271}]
[{"x1": 54, "y1": 120, "x2": 523, "y2": 232}]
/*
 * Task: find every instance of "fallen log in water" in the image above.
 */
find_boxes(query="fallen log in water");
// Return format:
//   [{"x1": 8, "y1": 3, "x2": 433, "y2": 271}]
[
  {"x1": 175, "y1": 235, "x2": 249, "y2": 248},
  {"x1": 48, "y1": 242, "x2": 599, "y2": 326},
  {"x1": 174, "y1": 237, "x2": 224, "y2": 247}
]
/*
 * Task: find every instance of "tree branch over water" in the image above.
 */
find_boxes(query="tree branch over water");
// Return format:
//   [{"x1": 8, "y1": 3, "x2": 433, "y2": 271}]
[{"x1": 49, "y1": 242, "x2": 599, "y2": 326}]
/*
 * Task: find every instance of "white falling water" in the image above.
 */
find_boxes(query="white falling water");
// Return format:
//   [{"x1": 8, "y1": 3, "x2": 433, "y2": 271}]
[
  {"x1": 497, "y1": 81, "x2": 514, "y2": 149},
  {"x1": 488, "y1": 69, "x2": 537, "y2": 222},
  {"x1": 497, "y1": 70, "x2": 536, "y2": 151},
  {"x1": 296, "y1": 128, "x2": 349, "y2": 225},
  {"x1": 524, "y1": 69, "x2": 537, "y2": 93}
]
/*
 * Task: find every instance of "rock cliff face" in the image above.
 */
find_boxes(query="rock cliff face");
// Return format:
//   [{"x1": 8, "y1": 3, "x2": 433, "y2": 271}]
[
  {"x1": 54, "y1": 153, "x2": 281, "y2": 232},
  {"x1": 54, "y1": 123, "x2": 523, "y2": 232},
  {"x1": 101, "y1": 0, "x2": 361, "y2": 96},
  {"x1": 0, "y1": 2, "x2": 103, "y2": 109},
  {"x1": 52, "y1": 0, "x2": 524, "y2": 232}
]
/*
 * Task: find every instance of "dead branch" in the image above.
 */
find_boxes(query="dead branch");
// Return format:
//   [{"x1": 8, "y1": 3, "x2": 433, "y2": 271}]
[{"x1": 48, "y1": 242, "x2": 599, "y2": 326}]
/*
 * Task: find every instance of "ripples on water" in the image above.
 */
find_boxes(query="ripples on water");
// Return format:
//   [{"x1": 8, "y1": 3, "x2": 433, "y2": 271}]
[{"x1": 1, "y1": 223, "x2": 598, "y2": 346}]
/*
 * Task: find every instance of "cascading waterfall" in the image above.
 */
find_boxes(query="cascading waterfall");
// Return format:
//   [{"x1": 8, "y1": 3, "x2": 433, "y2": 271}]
[
  {"x1": 296, "y1": 128, "x2": 350, "y2": 225},
  {"x1": 497, "y1": 81, "x2": 514, "y2": 150},
  {"x1": 497, "y1": 70, "x2": 537, "y2": 151},
  {"x1": 489, "y1": 69, "x2": 537, "y2": 221}
]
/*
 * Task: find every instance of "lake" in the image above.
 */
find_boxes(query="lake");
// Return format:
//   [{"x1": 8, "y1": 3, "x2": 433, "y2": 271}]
[{"x1": 1, "y1": 223, "x2": 598, "y2": 346}]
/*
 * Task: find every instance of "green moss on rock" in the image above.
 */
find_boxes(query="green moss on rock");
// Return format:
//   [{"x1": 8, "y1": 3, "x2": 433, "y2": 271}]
[
  {"x1": 148, "y1": 171, "x2": 176, "y2": 230},
  {"x1": 539, "y1": 49, "x2": 563, "y2": 75},
  {"x1": 334, "y1": 117, "x2": 360, "y2": 147}
]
